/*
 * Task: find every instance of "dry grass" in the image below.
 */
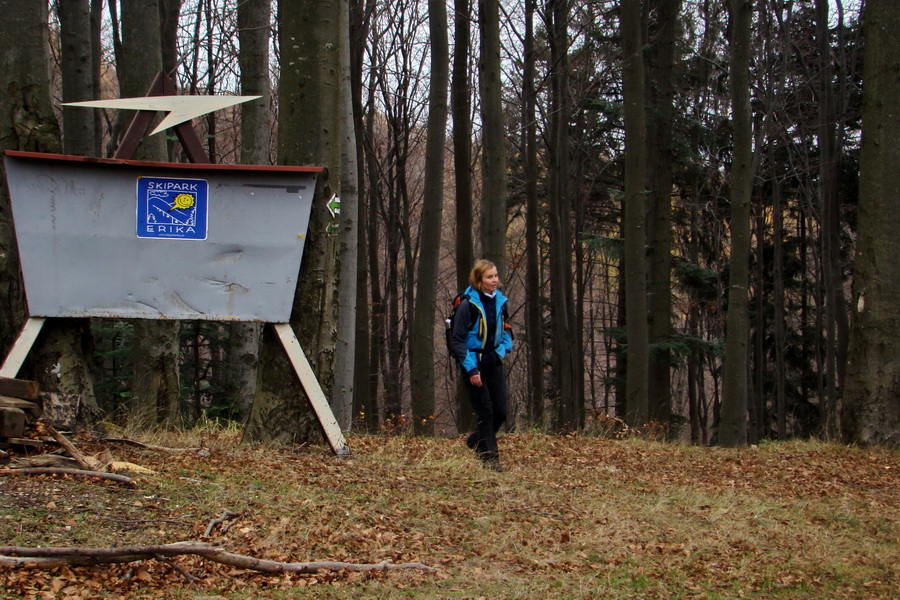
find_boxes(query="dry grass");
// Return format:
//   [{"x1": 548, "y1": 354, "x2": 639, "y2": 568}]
[{"x1": 1, "y1": 431, "x2": 897, "y2": 599}]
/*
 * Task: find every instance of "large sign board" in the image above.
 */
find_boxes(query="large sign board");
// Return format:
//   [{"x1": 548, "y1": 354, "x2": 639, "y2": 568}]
[{"x1": 3, "y1": 151, "x2": 321, "y2": 323}]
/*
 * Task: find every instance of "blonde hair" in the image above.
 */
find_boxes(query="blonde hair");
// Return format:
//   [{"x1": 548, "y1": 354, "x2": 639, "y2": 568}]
[{"x1": 469, "y1": 259, "x2": 498, "y2": 292}]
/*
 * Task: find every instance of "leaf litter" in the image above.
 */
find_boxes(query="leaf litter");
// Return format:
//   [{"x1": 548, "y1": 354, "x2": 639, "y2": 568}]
[{"x1": 0, "y1": 433, "x2": 897, "y2": 599}]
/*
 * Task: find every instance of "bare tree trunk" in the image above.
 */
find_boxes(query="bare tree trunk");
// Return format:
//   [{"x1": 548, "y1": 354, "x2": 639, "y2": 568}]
[
  {"x1": 32, "y1": 0, "x2": 102, "y2": 429},
  {"x1": 351, "y1": 0, "x2": 373, "y2": 430},
  {"x1": 720, "y1": 0, "x2": 753, "y2": 447},
  {"x1": 451, "y1": 0, "x2": 476, "y2": 434},
  {"x1": 523, "y1": 0, "x2": 543, "y2": 427},
  {"x1": 815, "y1": 0, "x2": 848, "y2": 439},
  {"x1": 333, "y1": 0, "x2": 360, "y2": 430},
  {"x1": 231, "y1": 0, "x2": 271, "y2": 418},
  {"x1": 478, "y1": 0, "x2": 507, "y2": 277},
  {"x1": 546, "y1": 0, "x2": 580, "y2": 430},
  {"x1": 120, "y1": 0, "x2": 182, "y2": 428},
  {"x1": 645, "y1": 0, "x2": 681, "y2": 430},
  {"x1": 244, "y1": 0, "x2": 342, "y2": 444},
  {"x1": 59, "y1": 0, "x2": 96, "y2": 156},
  {"x1": 842, "y1": 0, "x2": 900, "y2": 447},
  {"x1": 621, "y1": 0, "x2": 649, "y2": 427},
  {"x1": 410, "y1": 0, "x2": 449, "y2": 435}
]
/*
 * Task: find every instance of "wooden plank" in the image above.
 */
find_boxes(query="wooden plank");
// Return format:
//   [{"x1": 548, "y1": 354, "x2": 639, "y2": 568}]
[
  {"x1": 0, "y1": 377, "x2": 40, "y2": 400},
  {"x1": 0, "y1": 396, "x2": 40, "y2": 414},
  {"x1": 0, "y1": 318, "x2": 46, "y2": 378},
  {"x1": 0, "y1": 407, "x2": 26, "y2": 438},
  {"x1": 272, "y1": 323, "x2": 350, "y2": 457}
]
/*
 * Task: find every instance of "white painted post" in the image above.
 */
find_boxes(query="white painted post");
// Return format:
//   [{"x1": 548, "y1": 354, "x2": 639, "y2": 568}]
[
  {"x1": 0, "y1": 318, "x2": 46, "y2": 378},
  {"x1": 272, "y1": 323, "x2": 351, "y2": 457}
]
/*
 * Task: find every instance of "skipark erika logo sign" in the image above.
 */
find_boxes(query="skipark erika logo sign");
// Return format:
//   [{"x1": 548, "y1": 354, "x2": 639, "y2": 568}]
[{"x1": 136, "y1": 176, "x2": 209, "y2": 240}]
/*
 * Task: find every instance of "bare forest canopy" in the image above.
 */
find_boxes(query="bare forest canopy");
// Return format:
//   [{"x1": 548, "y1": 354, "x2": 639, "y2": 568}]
[{"x1": 0, "y1": 0, "x2": 895, "y2": 449}]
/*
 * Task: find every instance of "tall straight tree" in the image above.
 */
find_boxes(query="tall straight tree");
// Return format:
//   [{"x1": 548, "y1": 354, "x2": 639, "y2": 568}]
[
  {"x1": 120, "y1": 0, "x2": 182, "y2": 426},
  {"x1": 645, "y1": 0, "x2": 682, "y2": 428},
  {"x1": 452, "y1": 0, "x2": 476, "y2": 433},
  {"x1": 333, "y1": 0, "x2": 360, "y2": 429},
  {"x1": 719, "y1": 0, "x2": 753, "y2": 447},
  {"x1": 478, "y1": 0, "x2": 507, "y2": 277},
  {"x1": 31, "y1": 0, "x2": 102, "y2": 429},
  {"x1": 815, "y1": 0, "x2": 848, "y2": 438},
  {"x1": 232, "y1": 0, "x2": 272, "y2": 418},
  {"x1": 59, "y1": 0, "x2": 96, "y2": 157},
  {"x1": 0, "y1": 0, "x2": 59, "y2": 353},
  {"x1": 621, "y1": 0, "x2": 650, "y2": 427},
  {"x1": 523, "y1": 0, "x2": 544, "y2": 426},
  {"x1": 546, "y1": 0, "x2": 581, "y2": 429},
  {"x1": 410, "y1": 0, "x2": 450, "y2": 435},
  {"x1": 842, "y1": 0, "x2": 900, "y2": 446},
  {"x1": 244, "y1": 0, "x2": 342, "y2": 444}
]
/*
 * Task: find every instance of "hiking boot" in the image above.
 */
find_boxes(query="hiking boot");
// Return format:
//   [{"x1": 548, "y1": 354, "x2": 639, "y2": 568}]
[{"x1": 484, "y1": 458, "x2": 503, "y2": 472}]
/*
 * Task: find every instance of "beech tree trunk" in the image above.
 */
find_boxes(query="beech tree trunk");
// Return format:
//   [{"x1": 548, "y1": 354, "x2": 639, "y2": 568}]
[
  {"x1": 243, "y1": 0, "x2": 342, "y2": 444},
  {"x1": 231, "y1": 0, "x2": 271, "y2": 418},
  {"x1": 478, "y1": 0, "x2": 507, "y2": 277},
  {"x1": 842, "y1": 0, "x2": 900, "y2": 447},
  {"x1": 119, "y1": 0, "x2": 181, "y2": 427},
  {"x1": 451, "y1": 0, "x2": 476, "y2": 433},
  {"x1": 410, "y1": 0, "x2": 449, "y2": 435}
]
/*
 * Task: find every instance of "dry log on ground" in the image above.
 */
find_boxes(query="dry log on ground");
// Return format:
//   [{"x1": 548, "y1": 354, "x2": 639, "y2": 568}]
[
  {"x1": 9, "y1": 454, "x2": 79, "y2": 469},
  {"x1": 98, "y1": 437, "x2": 201, "y2": 453},
  {"x1": 0, "y1": 467, "x2": 136, "y2": 487},
  {"x1": 0, "y1": 541, "x2": 438, "y2": 574}
]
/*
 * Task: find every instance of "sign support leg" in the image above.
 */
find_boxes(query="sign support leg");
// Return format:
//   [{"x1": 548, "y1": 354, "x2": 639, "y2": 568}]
[
  {"x1": 272, "y1": 323, "x2": 351, "y2": 457},
  {"x1": 0, "y1": 317, "x2": 46, "y2": 378}
]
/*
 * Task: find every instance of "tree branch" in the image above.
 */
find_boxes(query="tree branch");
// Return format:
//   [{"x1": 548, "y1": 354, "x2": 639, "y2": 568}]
[
  {"x1": 0, "y1": 541, "x2": 439, "y2": 574},
  {"x1": 0, "y1": 467, "x2": 136, "y2": 487}
]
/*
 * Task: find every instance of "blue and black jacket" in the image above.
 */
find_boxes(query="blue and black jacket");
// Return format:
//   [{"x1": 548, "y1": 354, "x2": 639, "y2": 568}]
[{"x1": 450, "y1": 286, "x2": 513, "y2": 376}]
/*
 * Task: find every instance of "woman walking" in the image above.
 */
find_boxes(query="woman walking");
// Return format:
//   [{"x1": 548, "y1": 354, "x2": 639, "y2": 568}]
[{"x1": 450, "y1": 259, "x2": 513, "y2": 471}]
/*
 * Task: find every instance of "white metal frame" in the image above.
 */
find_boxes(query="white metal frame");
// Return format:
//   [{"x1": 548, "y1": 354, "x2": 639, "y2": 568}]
[{"x1": 0, "y1": 318, "x2": 350, "y2": 457}]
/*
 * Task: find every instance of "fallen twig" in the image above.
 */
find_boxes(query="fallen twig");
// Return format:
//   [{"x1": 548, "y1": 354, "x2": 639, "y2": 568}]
[
  {"x1": 0, "y1": 467, "x2": 136, "y2": 488},
  {"x1": 0, "y1": 541, "x2": 438, "y2": 574},
  {"x1": 204, "y1": 510, "x2": 245, "y2": 538}
]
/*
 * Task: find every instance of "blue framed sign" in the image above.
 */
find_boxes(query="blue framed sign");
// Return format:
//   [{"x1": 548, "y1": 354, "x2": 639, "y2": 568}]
[{"x1": 136, "y1": 176, "x2": 209, "y2": 240}]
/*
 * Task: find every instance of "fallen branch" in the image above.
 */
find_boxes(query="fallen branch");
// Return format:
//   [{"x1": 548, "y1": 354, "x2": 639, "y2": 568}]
[
  {"x1": 0, "y1": 541, "x2": 438, "y2": 574},
  {"x1": 0, "y1": 467, "x2": 136, "y2": 488},
  {"x1": 204, "y1": 510, "x2": 245, "y2": 537},
  {"x1": 46, "y1": 424, "x2": 97, "y2": 470},
  {"x1": 98, "y1": 437, "x2": 200, "y2": 453}
]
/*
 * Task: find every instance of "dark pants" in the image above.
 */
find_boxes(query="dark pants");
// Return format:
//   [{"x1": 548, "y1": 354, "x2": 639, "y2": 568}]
[{"x1": 464, "y1": 360, "x2": 507, "y2": 461}]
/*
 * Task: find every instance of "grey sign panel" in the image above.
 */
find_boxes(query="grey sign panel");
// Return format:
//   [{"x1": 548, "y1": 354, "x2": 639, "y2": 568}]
[{"x1": 3, "y1": 151, "x2": 321, "y2": 322}]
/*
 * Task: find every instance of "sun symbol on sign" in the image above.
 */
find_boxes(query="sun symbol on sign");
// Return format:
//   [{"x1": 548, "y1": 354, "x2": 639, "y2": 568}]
[{"x1": 169, "y1": 193, "x2": 196, "y2": 212}]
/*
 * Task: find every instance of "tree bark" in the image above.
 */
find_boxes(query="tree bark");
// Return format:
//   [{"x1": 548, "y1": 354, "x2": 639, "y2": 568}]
[
  {"x1": 478, "y1": 0, "x2": 507, "y2": 277},
  {"x1": 842, "y1": 0, "x2": 900, "y2": 447},
  {"x1": 523, "y1": 0, "x2": 544, "y2": 427},
  {"x1": 621, "y1": 0, "x2": 650, "y2": 427},
  {"x1": 720, "y1": 0, "x2": 753, "y2": 447},
  {"x1": 452, "y1": 0, "x2": 476, "y2": 434},
  {"x1": 244, "y1": 0, "x2": 342, "y2": 443},
  {"x1": 0, "y1": 0, "x2": 60, "y2": 356},
  {"x1": 231, "y1": 0, "x2": 272, "y2": 419},
  {"x1": 645, "y1": 0, "x2": 681, "y2": 430},
  {"x1": 333, "y1": 0, "x2": 360, "y2": 430},
  {"x1": 410, "y1": 0, "x2": 449, "y2": 435}
]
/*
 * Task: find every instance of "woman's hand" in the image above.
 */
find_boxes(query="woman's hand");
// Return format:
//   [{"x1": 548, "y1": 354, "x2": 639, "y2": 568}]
[{"x1": 469, "y1": 373, "x2": 483, "y2": 387}]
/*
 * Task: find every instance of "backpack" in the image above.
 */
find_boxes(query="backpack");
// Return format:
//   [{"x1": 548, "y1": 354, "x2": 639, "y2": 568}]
[{"x1": 444, "y1": 292, "x2": 473, "y2": 369}]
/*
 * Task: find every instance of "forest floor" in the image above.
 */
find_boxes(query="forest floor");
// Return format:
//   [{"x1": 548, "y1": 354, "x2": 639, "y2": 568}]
[{"x1": 0, "y1": 430, "x2": 897, "y2": 599}]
